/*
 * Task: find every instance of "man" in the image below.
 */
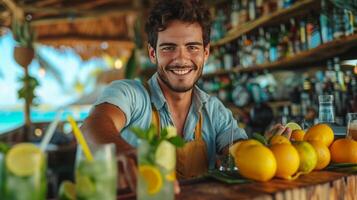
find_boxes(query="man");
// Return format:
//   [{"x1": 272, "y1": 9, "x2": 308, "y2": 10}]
[{"x1": 82, "y1": 0, "x2": 290, "y2": 186}]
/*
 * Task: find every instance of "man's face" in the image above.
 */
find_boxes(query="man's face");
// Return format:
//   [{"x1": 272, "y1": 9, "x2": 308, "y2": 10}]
[{"x1": 148, "y1": 20, "x2": 210, "y2": 93}]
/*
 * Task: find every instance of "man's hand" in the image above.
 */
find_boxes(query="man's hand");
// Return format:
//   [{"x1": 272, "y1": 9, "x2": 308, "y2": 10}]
[{"x1": 265, "y1": 124, "x2": 292, "y2": 139}]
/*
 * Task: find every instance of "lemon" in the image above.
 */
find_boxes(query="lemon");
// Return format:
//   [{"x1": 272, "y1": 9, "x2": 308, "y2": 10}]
[
  {"x1": 155, "y1": 141, "x2": 176, "y2": 171},
  {"x1": 166, "y1": 126, "x2": 177, "y2": 138},
  {"x1": 5, "y1": 143, "x2": 44, "y2": 177},
  {"x1": 269, "y1": 135, "x2": 291, "y2": 145},
  {"x1": 235, "y1": 144, "x2": 277, "y2": 182},
  {"x1": 139, "y1": 165, "x2": 163, "y2": 195},
  {"x1": 165, "y1": 170, "x2": 176, "y2": 182},
  {"x1": 285, "y1": 122, "x2": 302, "y2": 131},
  {"x1": 76, "y1": 175, "x2": 95, "y2": 198},
  {"x1": 293, "y1": 141, "x2": 317, "y2": 173},
  {"x1": 58, "y1": 180, "x2": 76, "y2": 200}
]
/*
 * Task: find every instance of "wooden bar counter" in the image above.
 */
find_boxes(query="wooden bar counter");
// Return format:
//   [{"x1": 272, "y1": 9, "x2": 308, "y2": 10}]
[{"x1": 175, "y1": 171, "x2": 357, "y2": 200}]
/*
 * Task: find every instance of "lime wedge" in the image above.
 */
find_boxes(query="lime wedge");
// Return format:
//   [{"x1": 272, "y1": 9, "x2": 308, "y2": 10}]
[
  {"x1": 76, "y1": 175, "x2": 95, "y2": 198},
  {"x1": 155, "y1": 141, "x2": 176, "y2": 171},
  {"x1": 5, "y1": 143, "x2": 44, "y2": 177},
  {"x1": 285, "y1": 122, "x2": 302, "y2": 131},
  {"x1": 58, "y1": 180, "x2": 76, "y2": 200}
]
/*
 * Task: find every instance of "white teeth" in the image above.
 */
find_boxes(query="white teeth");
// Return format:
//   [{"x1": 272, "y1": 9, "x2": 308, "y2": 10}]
[{"x1": 171, "y1": 69, "x2": 191, "y2": 75}]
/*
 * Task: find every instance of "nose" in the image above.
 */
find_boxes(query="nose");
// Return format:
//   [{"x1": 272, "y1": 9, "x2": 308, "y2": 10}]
[{"x1": 172, "y1": 47, "x2": 190, "y2": 66}]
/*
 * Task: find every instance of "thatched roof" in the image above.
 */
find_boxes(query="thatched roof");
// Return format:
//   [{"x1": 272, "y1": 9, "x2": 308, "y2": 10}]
[{"x1": 0, "y1": 0, "x2": 150, "y2": 59}]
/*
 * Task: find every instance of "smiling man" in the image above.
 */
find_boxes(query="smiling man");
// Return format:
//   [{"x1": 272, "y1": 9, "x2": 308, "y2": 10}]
[{"x1": 81, "y1": 0, "x2": 289, "y2": 182}]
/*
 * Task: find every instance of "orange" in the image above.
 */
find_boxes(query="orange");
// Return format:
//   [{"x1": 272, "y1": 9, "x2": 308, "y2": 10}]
[
  {"x1": 270, "y1": 143, "x2": 300, "y2": 179},
  {"x1": 292, "y1": 141, "x2": 317, "y2": 173},
  {"x1": 309, "y1": 141, "x2": 331, "y2": 170},
  {"x1": 330, "y1": 138, "x2": 357, "y2": 163},
  {"x1": 235, "y1": 143, "x2": 277, "y2": 182},
  {"x1": 269, "y1": 135, "x2": 291, "y2": 145},
  {"x1": 230, "y1": 139, "x2": 262, "y2": 160},
  {"x1": 304, "y1": 124, "x2": 334, "y2": 147},
  {"x1": 139, "y1": 165, "x2": 163, "y2": 194},
  {"x1": 291, "y1": 130, "x2": 305, "y2": 141}
]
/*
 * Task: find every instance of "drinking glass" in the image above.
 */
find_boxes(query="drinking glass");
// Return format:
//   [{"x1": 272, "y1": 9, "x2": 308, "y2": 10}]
[
  {"x1": 137, "y1": 139, "x2": 174, "y2": 200},
  {"x1": 318, "y1": 95, "x2": 335, "y2": 123},
  {"x1": 4, "y1": 144, "x2": 47, "y2": 200},
  {"x1": 347, "y1": 113, "x2": 357, "y2": 140},
  {"x1": 75, "y1": 143, "x2": 117, "y2": 200}
]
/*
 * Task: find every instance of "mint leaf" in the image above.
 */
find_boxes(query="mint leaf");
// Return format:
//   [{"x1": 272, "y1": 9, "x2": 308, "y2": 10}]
[
  {"x1": 168, "y1": 136, "x2": 185, "y2": 147},
  {"x1": 130, "y1": 127, "x2": 147, "y2": 140},
  {"x1": 252, "y1": 133, "x2": 267, "y2": 145}
]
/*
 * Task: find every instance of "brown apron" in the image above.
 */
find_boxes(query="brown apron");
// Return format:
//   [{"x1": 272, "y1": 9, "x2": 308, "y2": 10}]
[
  {"x1": 151, "y1": 109, "x2": 208, "y2": 179},
  {"x1": 146, "y1": 83, "x2": 208, "y2": 179}
]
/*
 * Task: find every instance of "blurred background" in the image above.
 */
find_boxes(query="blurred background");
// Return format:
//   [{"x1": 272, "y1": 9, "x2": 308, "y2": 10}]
[{"x1": 0, "y1": 0, "x2": 357, "y2": 198}]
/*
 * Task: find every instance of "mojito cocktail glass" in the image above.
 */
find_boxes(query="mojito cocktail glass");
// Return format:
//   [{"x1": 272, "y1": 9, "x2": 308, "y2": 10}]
[
  {"x1": 75, "y1": 143, "x2": 117, "y2": 200},
  {"x1": 4, "y1": 143, "x2": 47, "y2": 200},
  {"x1": 137, "y1": 139, "x2": 175, "y2": 200}
]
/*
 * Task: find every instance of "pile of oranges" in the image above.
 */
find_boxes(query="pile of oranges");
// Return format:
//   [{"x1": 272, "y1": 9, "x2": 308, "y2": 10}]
[{"x1": 230, "y1": 123, "x2": 357, "y2": 182}]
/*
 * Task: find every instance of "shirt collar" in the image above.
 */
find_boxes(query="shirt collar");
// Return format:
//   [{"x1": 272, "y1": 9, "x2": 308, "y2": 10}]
[{"x1": 147, "y1": 72, "x2": 210, "y2": 111}]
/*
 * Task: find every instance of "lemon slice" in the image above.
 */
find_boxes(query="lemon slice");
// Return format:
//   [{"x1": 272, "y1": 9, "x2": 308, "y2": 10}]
[
  {"x1": 58, "y1": 180, "x2": 76, "y2": 200},
  {"x1": 165, "y1": 170, "x2": 176, "y2": 182},
  {"x1": 139, "y1": 165, "x2": 163, "y2": 195},
  {"x1": 5, "y1": 143, "x2": 44, "y2": 177},
  {"x1": 76, "y1": 175, "x2": 95, "y2": 197},
  {"x1": 155, "y1": 141, "x2": 176, "y2": 171},
  {"x1": 285, "y1": 122, "x2": 302, "y2": 131}
]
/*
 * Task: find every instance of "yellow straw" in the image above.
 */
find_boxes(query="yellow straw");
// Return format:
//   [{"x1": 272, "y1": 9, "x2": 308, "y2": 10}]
[{"x1": 67, "y1": 115, "x2": 94, "y2": 162}]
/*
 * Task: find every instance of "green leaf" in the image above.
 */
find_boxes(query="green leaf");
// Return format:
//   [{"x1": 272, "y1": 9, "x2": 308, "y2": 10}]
[
  {"x1": 0, "y1": 142, "x2": 10, "y2": 154},
  {"x1": 130, "y1": 127, "x2": 147, "y2": 140},
  {"x1": 160, "y1": 128, "x2": 168, "y2": 140},
  {"x1": 252, "y1": 133, "x2": 267, "y2": 145},
  {"x1": 168, "y1": 136, "x2": 185, "y2": 147}
]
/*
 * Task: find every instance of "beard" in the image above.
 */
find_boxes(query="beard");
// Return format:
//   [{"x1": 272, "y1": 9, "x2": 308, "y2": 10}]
[{"x1": 157, "y1": 60, "x2": 203, "y2": 93}]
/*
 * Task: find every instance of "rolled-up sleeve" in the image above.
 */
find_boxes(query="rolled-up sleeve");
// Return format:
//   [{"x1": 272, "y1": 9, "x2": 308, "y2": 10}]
[{"x1": 94, "y1": 80, "x2": 149, "y2": 127}]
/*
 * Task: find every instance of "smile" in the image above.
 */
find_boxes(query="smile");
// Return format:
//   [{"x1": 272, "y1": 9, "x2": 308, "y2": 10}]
[{"x1": 169, "y1": 69, "x2": 193, "y2": 75}]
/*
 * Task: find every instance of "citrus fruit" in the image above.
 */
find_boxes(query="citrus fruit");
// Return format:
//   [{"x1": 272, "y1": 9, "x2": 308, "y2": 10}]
[
  {"x1": 304, "y1": 124, "x2": 334, "y2": 147},
  {"x1": 285, "y1": 122, "x2": 302, "y2": 131},
  {"x1": 309, "y1": 141, "x2": 331, "y2": 170},
  {"x1": 330, "y1": 138, "x2": 357, "y2": 163},
  {"x1": 165, "y1": 170, "x2": 176, "y2": 182},
  {"x1": 291, "y1": 129, "x2": 305, "y2": 141},
  {"x1": 76, "y1": 175, "x2": 95, "y2": 197},
  {"x1": 292, "y1": 141, "x2": 317, "y2": 173},
  {"x1": 155, "y1": 140, "x2": 176, "y2": 171},
  {"x1": 166, "y1": 126, "x2": 177, "y2": 138},
  {"x1": 230, "y1": 139, "x2": 262, "y2": 160},
  {"x1": 58, "y1": 180, "x2": 76, "y2": 200},
  {"x1": 270, "y1": 143, "x2": 300, "y2": 179},
  {"x1": 269, "y1": 135, "x2": 291, "y2": 145},
  {"x1": 235, "y1": 144, "x2": 277, "y2": 182},
  {"x1": 139, "y1": 165, "x2": 163, "y2": 194},
  {"x1": 5, "y1": 143, "x2": 45, "y2": 177}
]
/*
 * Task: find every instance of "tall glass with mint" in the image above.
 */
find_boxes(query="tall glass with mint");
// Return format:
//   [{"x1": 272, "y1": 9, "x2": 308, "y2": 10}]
[
  {"x1": 75, "y1": 143, "x2": 117, "y2": 200},
  {"x1": 132, "y1": 125, "x2": 185, "y2": 200},
  {"x1": 4, "y1": 143, "x2": 47, "y2": 200}
]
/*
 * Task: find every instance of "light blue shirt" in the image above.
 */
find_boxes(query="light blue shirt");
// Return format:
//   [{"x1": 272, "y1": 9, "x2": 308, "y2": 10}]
[{"x1": 94, "y1": 73, "x2": 248, "y2": 169}]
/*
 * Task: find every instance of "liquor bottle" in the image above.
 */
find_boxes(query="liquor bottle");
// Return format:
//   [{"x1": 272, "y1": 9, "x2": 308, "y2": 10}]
[
  {"x1": 283, "y1": 0, "x2": 294, "y2": 8},
  {"x1": 299, "y1": 19, "x2": 308, "y2": 51},
  {"x1": 255, "y1": 28, "x2": 267, "y2": 64},
  {"x1": 248, "y1": 0, "x2": 256, "y2": 21},
  {"x1": 332, "y1": 5, "x2": 345, "y2": 39},
  {"x1": 231, "y1": 0, "x2": 240, "y2": 28},
  {"x1": 240, "y1": 0, "x2": 249, "y2": 24},
  {"x1": 344, "y1": 9, "x2": 354, "y2": 36},
  {"x1": 320, "y1": 0, "x2": 333, "y2": 43},
  {"x1": 267, "y1": 29, "x2": 279, "y2": 62},
  {"x1": 289, "y1": 18, "x2": 300, "y2": 54},
  {"x1": 255, "y1": 0, "x2": 264, "y2": 18},
  {"x1": 223, "y1": 43, "x2": 233, "y2": 70},
  {"x1": 306, "y1": 13, "x2": 321, "y2": 49},
  {"x1": 278, "y1": 24, "x2": 289, "y2": 59}
]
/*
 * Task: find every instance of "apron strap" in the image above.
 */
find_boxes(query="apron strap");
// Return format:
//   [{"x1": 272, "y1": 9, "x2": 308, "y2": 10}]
[{"x1": 143, "y1": 81, "x2": 161, "y2": 134}]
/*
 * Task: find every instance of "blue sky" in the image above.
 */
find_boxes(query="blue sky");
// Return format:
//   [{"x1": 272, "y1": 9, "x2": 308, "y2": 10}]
[{"x1": 0, "y1": 31, "x2": 108, "y2": 109}]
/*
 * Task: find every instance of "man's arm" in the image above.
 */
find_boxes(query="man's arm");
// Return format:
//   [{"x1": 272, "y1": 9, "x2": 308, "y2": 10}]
[{"x1": 81, "y1": 102, "x2": 133, "y2": 153}]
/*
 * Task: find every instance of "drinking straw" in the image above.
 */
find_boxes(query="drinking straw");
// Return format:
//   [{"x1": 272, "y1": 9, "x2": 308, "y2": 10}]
[
  {"x1": 40, "y1": 109, "x2": 64, "y2": 151},
  {"x1": 67, "y1": 115, "x2": 94, "y2": 161}
]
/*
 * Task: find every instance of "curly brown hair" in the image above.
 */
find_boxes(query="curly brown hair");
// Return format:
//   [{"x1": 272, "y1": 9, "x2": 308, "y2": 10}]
[{"x1": 145, "y1": 0, "x2": 212, "y2": 50}]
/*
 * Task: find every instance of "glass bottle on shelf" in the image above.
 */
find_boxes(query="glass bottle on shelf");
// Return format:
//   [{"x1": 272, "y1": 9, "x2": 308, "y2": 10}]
[
  {"x1": 320, "y1": 0, "x2": 333, "y2": 43},
  {"x1": 299, "y1": 19, "x2": 308, "y2": 51},
  {"x1": 248, "y1": 0, "x2": 256, "y2": 21},
  {"x1": 318, "y1": 94, "x2": 335, "y2": 124},
  {"x1": 231, "y1": 0, "x2": 240, "y2": 28},
  {"x1": 332, "y1": 5, "x2": 345, "y2": 39}
]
